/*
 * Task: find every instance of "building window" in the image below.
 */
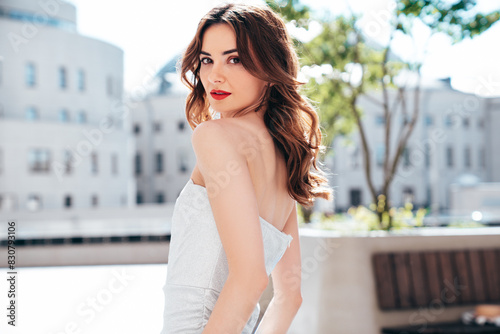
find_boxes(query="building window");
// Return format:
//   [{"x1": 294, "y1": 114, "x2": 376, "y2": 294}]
[
  {"x1": 78, "y1": 69, "x2": 85, "y2": 91},
  {"x1": 464, "y1": 146, "x2": 471, "y2": 169},
  {"x1": 91, "y1": 152, "x2": 98, "y2": 175},
  {"x1": 376, "y1": 144, "x2": 385, "y2": 167},
  {"x1": 463, "y1": 117, "x2": 470, "y2": 129},
  {"x1": 0, "y1": 194, "x2": 17, "y2": 211},
  {"x1": 135, "y1": 153, "x2": 142, "y2": 175},
  {"x1": 156, "y1": 192, "x2": 165, "y2": 204},
  {"x1": 402, "y1": 187, "x2": 414, "y2": 204},
  {"x1": 111, "y1": 153, "x2": 118, "y2": 175},
  {"x1": 446, "y1": 146, "x2": 454, "y2": 168},
  {"x1": 153, "y1": 122, "x2": 162, "y2": 132},
  {"x1": 28, "y1": 149, "x2": 50, "y2": 172},
  {"x1": 178, "y1": 150, "x2": 188, "y2": 173},
  {"x1": 26, "y1": 62, "x2": 36, "y2": 87},
  {"x1": 133, "y1": 123, "x2": 141, "y2": 135},
  {"x1": 375, "y1": 115, "x2": 385, "y2": 126},
  {"x1": 26, "y1": 107, "x2": 38, "y2": 121},
  {"x1": 425, "y1": 187, "x2": 432, "y2": 208},
  {"x1": 27, "y1": 194, "x2": 42, "y2": 211},
  {"x1": 91, "y1": 195, "x2": 98, "y2": 207},
  {"x1": 425, "y1": 115, "x2": 433, "y2": 126},
  {"x1": 178, "y1": 120, "x2": 185, "y2": 131},
  {"x1": 64, "y1": 150, "x2": 72, "y2": 174},
  {"x1": 64, "y1": 195, "x2": 72, "y2": 208},
  {"x1": 59, "y1": 109, "x2": 69, "y2": 122},
  {"x1": 444, "y1": 114, "x2": 454, "y2": 128},
  {"x1": 59, "y1": 66, "x2": 67, "y2": 89},
  {"x1": 349, "y1": 189, "x2": 362, "y2": 207},
  {"x1": 480, "y1": 148, "x2": 485, "y2": 169},
  {"x1": 156, "y1": 152, "x2": 163, "y2": 173},
  {"x1": 77, "y1": 111, "x2": 86, "y2": 124},
  {"x1": 136, "y1": 192, "x2": 143, "y2": 204},
  {"x1": 403, "y1": 147, "x2": 411, "y2": 167}
]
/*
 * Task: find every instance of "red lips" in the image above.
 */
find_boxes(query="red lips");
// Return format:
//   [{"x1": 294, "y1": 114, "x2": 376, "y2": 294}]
[{"x1": 210, "y1": 90, "x2": 231, "y2": 100}]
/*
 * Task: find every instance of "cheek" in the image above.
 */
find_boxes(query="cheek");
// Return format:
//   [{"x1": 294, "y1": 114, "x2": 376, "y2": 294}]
[
  {"x1": 199, "y1": 69, "x2": 207, "y2": 88},
  {"x1": 199, "y1": 65, "x2": 214, "y2": 86},
  {"x1": 247, "y1": 78, "x2": 266, "y2": 96},
  {"x1": 236, "y1": 70, "x2": 263, "y2": 91}
]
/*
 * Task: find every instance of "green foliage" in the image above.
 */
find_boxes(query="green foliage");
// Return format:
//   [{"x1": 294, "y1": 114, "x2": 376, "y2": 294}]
[
  {"x1": 265, "y1": 0, "x2": 311, "y2": 28},
  {"x1": 310, "y1": 204, "x2": 486, "y2": 233},
  {"x1": 298, "y1": 16, "x2": 385, "y2": 143},
  {"x1": 269, "y1": 0, "x2": 500, "y2": 148},
  {"x1": 447, "y1": 220, "x2": 486, "y2": 228},
  {"x1": 269, "y1": 0, "x2": 500, "y2": 229},
  {"x1": 396, "y1": 0, "x2": 500, "y2": 42},
  {"x1": 310, "y1": 204, "x2": 426, "y2": 233}
]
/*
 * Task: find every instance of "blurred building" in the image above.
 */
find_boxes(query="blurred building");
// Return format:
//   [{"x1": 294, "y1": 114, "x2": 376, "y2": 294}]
[
  {"x1": 129, "y1": 56, "x2": 194, "y2": 204},
  {"x1": 0, "y1": 0, "x2": 135, "y2": 212},
  {"x1": 331, "y1": 78, "x2": 500, "y2": 213}
]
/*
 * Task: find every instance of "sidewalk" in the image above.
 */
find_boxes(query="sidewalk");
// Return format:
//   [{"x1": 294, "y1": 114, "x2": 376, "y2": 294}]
[{"x1": 0, "y1": 264, "x2": 167, "y2": 334}]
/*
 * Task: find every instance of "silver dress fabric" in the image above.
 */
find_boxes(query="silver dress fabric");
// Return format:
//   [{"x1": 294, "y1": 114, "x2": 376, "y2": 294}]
[{"x1": 161, "y1": 179, "x2": 293, "y2": 334}]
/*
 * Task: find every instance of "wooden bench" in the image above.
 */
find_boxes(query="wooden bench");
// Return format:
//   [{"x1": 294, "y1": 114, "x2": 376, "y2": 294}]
[{"x1": 372, "y1": 248, "x2": 500, "y2": 333}]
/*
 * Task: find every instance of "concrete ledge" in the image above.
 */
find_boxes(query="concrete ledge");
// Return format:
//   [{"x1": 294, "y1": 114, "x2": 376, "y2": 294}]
[
  {"x1": 288, "y1": 227, "x2": 500, "y2": 334},
  {"x1": 3, "y1": 242, "x2": 170, "y2": 267}
]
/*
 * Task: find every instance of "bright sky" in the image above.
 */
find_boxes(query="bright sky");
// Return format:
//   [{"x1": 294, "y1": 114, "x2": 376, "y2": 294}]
[{"x1": 70, "y1": 0, "x2": 500, "y2": 97}]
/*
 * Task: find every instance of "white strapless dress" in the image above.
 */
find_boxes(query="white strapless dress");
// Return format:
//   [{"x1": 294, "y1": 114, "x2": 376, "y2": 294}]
[{"x1": 160, "y1": 179, "x2": 293, "y2": 334}]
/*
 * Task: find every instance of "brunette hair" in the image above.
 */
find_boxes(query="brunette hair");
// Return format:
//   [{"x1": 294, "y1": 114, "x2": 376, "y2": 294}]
[{"x1": 180, "y1": 3, "x2": 332, "y2": 207}]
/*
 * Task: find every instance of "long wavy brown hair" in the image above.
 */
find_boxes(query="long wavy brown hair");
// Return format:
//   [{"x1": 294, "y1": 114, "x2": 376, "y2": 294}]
[{"x1": 180, "y1": 3, "x2": 332, "y2": 208}]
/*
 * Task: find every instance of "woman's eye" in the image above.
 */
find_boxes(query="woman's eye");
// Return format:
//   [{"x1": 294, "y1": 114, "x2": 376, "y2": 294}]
[
  {"x1": 229, "y1": 57, "x2": 241, "y2": 64},
  {"x1": 200, "y1": 58, "x2": 212, "y2": 64}
]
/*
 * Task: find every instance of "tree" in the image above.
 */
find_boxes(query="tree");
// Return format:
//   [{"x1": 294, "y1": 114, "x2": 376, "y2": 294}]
[{"x1": 268, "y1": 0, "x2": 500, "y2": 229}]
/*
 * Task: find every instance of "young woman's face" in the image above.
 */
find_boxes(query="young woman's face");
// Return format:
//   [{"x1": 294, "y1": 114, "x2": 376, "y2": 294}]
[{"x1": 199, "y1": 23, "x2": 267, "y2": 117}]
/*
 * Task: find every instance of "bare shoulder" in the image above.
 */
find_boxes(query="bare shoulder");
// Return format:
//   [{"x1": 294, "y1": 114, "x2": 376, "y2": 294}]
[
  {"x1": 192, "y1": 118, "x2": 241, "y2": 139},
  {"x1": 191, "y1": 119, "x2": 247, "y2": 169},
  {"x1": 191, "y1": 119, "x2": 249, "y2": 154}
]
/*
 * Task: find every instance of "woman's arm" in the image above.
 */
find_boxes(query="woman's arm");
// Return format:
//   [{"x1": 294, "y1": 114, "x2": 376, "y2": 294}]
[
  {"x1": 192, "y1": 120, "x2": 269, "y2": 334},
  {"x1": 254, "y1": 203, "x2": 303, "y2": 334}
]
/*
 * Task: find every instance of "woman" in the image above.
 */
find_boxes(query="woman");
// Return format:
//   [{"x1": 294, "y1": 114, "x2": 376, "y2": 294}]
[{"x1": 161, "y1": 3, "x2": 332, "y2": 334}]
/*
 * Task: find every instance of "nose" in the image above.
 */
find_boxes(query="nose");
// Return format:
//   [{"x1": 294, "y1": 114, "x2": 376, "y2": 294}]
[{"x1": 207, "y1": 63, "x2": 225, "y2": 84}]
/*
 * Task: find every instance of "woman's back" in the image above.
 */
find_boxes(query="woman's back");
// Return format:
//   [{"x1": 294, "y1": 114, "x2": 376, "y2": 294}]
[
  {"x1": 190, "y1": 115, "x2": 295, "y2": 232},
  {"x1": 163, "y1": 115, "x2": 295, "y2": 332}
]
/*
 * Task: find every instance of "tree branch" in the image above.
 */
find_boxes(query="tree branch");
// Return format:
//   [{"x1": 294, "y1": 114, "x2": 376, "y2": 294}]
[
  {"x1": 361, "y1": 92, "x2": 384, "y2": 107},
  {"x1": 386, "y1": 71, "x2": 422, "y2": 187}
]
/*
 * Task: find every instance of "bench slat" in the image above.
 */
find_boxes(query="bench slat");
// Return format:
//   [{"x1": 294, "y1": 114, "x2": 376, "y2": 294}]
[
  {"x1": 482, "y1": 249, "x2": 500, "y2": 302},
  {"x1": 373, "y1": 248, "x2": 500, "y2": 312},
  {"x1": 408, "y1": 252, "x2": 429, "y2": 307},
  {"x1": 453, "y1": 250, "x2": 474, "y2": 304},
  {"x1": 373, "y1": 253, "x2": 397, "y2": 309},
  {"x1": 439, "y1": 251, "x2": 460, "y2": 306},
  {"x1": 423, "y1": 252, "x2": 442, "y2": 305},
  {"x1": 394, "y1": 253, "x2": 413, "y2": 308},
  {"x1": 468, "y1": 250, "x2": 487, "y2": 303}
]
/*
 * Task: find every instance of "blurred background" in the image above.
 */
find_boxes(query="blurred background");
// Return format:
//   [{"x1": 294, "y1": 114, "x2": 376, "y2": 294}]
[{"x1": 0, "y1": 0, "x2": 499, "y2": 333}]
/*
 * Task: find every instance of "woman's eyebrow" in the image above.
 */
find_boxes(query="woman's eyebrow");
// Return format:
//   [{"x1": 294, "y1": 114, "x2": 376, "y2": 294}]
[{"x1": 200, "y1": 49, "x2": 238, "y2": 56}]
